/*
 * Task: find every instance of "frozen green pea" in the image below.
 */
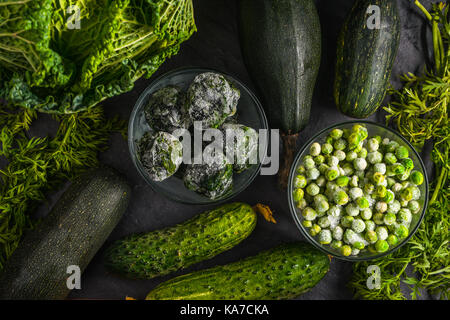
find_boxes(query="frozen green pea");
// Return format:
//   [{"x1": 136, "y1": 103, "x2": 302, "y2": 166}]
[
  {"x1": 310, "y1": 142, "x2": 321, "y2": 156},
  {"x1": 384, "y1": 152, "x2": 397, "y2": 165},
  {"x1": 341, "y1": 215, "x2": 354, "y2": 228},
  {"x1": 296, "y1": 198, "x2": 307, "y2": 210},
  {"x1": 358, "y1": 148, "x2": 368, "y2": 159},
  {"x1": 316, "y1": 200, "x2": 330, "y2": 214},
  {"x1": 328, "y1": 205, "x2": 342, "y2": 218},
  {"x1": 347, "y1": 132, "x2": 362, "y2": 150},
  {"x1": 373, "y1": 135, "x2": 382, "y2": 143},
  {"x1": 326, "y1": 136, "x2": 333, "y2": 144},
  {"x1": 397, "y1": 208, "x2": 412, "y2": 224},
  {"x1": 325, "y1": 167, "x2": 339, "y2": 181},
  {"x1": 341, "y1": 245, "x2": 352, "y2": 256},
  {"x1": 294, "y1": 175, "x2": 307, "y2": 188},
  {"x1": 353, "y1": 158, "x2": 367, "y2": 171},
  {"x1": 375, "y1": 240, "x2": 389, "y2": 253},
  {"x1": 331, "y1": 240, "x2": 343, "y2": 250},
  {"x1": 367, "y1": 151, "x2": 383, "y2": 164},
  {"x1": 395, "y1": 146, "x2": 409, "y2": 159},
  {"x1": 304, "y1": 156, "x2": 315, "y2": 169},
  {"x1": 334, "y1": 138, "x2": 347, "y2": 151},
  {"x1": 401, "y1": 158, "x2": 414, "y2": 172},
  {"x1": 314, "y1": 155, "x2": 325, "y2": 165},
  {"x1": 321, "y1": 143, "x2": 333, "y2": 155},
  {"x1": 410, "y1": 170, "x2": 424, "y2": 185},
  {"x1": 408, "y1": 200, "x2": 420, "y2": 214},
  {"x1": 364, "y1": 183, "x2": 375, "y2": 195},
  {"x1": 332, "y1": 226, "x2": 344, "y2": 240},
  {"x1": 296, "y1": 165, "x2": 306, "y2": 174},
  {"x1": 394, "y1": 224, "x2": 409, "y2": 239},
  {"x1": 361, "y1": 208, "x2": 373, "y2": 220},
  {"x1": 365, "y1": 230, "x2": 378, "y2": 244},
  {"x1": 316, "y1": 175, "x2": 326, "y2": 187},
  {"x1": 302, "y1": 207, "x2": 317, "y2": 221},
  {"x1": 400, "y1": 187, "x2": 413, "y2": 201},
  {"x1": 390, "y1": 163, "x2": 405, "y2": 176},
  {"x1": 343, "y1": 229, "x2": 357, "y2": 244},
  {"x1": 302, "y1": 220, "x2": 312, "y2": 228},
  {"x1": 356, "y1": 197, "x2": 369, "y2": 209},
  {"x1": 367, "y1": 138, "x2": 379, "y2": 152},
  {"x1": 318, "y1": 229, "x2": 332, "y2": 244},
  {"x1": 334, "y1": 190, "x2": 349, "y2": 205},
  {"x1": 306, "y1": 183, "x2": 320, "y2": 196},
  {"x1": 386, "y1": 177, "x2": 396, "y2": 188},
  {"x1": 373, "y1": 213, "x2": 384, "y2": 225},
  {"x1": 310, "y1": 224, "x2": 321, "y2": 236},
  {"x1": 385, "y1": 141, "x2": 399, "y2": 153},
  {"x1": 387, "y1": 234, "x2": 399, "y2": 246},
  {"x1": 349, "y1": 187, "x2": 363, "y2": 200},
  {"x1": 400, "y1": 199, "x2": 409, "y2": 207},
  {"x1": 372, "y1": 172, "x2": 385, "y2": 185},
  {"x1": 345, "y1": 203, "x2": 360, "y2": 217},
  {"x1": 352, "y1": 218, "x2": 366, "y2": 233},
  {"x1": 375, "y1": 201, "x2": 388, "y2": 213},
  {"x1": 374, "y1": 163, "x2": 387, "y2": 175},
  {"x1": 293, "y1": 188, "x2": 304, "y2": 202},
  {"x1": 383, "y1": 212, "x2": 396, "y2": 225},
  {"x1": 341, "y1": 163, "x2": 354, "y2": 176},
  {"x1": 334, "y1": 150, "x2": 346, "y2": 161},
  {"x1": 336, "y1": 175, "x2": 349, "y2": 187},
  {"x1": 381, "y1": 138, "x2": 390, "y2": 148},
  {"x1": 397, "y1": 170, "x2": 410, "y2": 181},
  {"x1": 376, "y1": 226, "x2": 388, "y2": 240},
  {"x1": 330, "y1": 128, "x2": 344, "y2": 139},
  {"x1": 353, "y1": 241, "x2": 365, "y2": 250},
  {"x1": 318, "y1": 163, "x2": 330, "y2": 174},
  {"x1": 392, "y1": 183, "x2": 402, "y2": 193},
  {"x1": 383, "y1": 190, "x2": 395, "y2": 203},
  {"x1": 365, "y1": 220, "x2": 376, "y2": 231},
  {"x1": 349, "y1": 175, "x2": 359, "y2": 187},
  {"x1": 375, "y1": 185, "x2": 387, "y2": 199},
  {"x1": 346, "y1": 151, "x2": 358, "y2": 162},
  {"x1": 327, "y1": 156, "x2": 340, "y2": 167},
  {"x1": 306, "y1": 168, "x2": 320, "y2": 180}
]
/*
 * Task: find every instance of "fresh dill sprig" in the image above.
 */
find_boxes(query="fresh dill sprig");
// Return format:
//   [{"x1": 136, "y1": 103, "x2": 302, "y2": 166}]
[
  {"x1": 349, "y1": 1, "x2": 450, "y2": 300},
  {"x1": 0, "y1": 104, "x2": 126, "y2": 271}
]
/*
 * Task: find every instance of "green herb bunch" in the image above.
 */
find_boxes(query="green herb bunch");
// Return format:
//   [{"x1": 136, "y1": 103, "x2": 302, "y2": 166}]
[
  {"x1": 350, "y1": 1, "x2": 449, "y2": 300},
  {"x1": 0, "y1": 103, "x2": 126, "y2": 271}
]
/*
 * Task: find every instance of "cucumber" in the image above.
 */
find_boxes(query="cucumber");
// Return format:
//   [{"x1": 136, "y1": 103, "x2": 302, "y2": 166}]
[
  {"x1": 104, "y1": 202, "x2": 257, "y2": 279},
  {"x1": 146, "y1": 242, "x2": 330, "y2": 300},
  {"x1": 334, "y1": 0, "x2": 400, "y2": 118},
  {"x1": 0, "y1": 167, "x2": 131, "y2": 300}
]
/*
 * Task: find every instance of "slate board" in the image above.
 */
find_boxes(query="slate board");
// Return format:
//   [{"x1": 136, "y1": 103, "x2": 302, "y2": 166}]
[{"x1": 24, "y1": 0, "x2": 436, "y2": 300}]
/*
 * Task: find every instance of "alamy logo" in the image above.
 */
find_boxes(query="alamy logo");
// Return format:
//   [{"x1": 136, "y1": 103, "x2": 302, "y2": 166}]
[
  {"x1": 66, "y1": 265, "x2": 81, "y2": 290},
  {"x1": 67, "y1": 5, "x2": 81, "y2": 30},
  {"x1": 366, "y1": 265, "x2": 381, "y2": 290},
  {"x1": 366, "y1": 5, "x2": 381, "y2": 30}
]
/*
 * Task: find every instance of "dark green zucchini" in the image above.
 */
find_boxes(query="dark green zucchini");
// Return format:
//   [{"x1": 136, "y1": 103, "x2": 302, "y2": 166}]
[
  {"x1": 0, "y1": 167, "x2": 131, "y2": 300},
  {"x1": 238, "y1": 0, "x2": 322, "y2": 189},
  {"x1": 104, "y1": 202, "x2": 257, "y2": 279},
  {"x1": 334, "y1": 0, "x2": 400, "y2": 118},
  {"x1": 146, "y1": 242, "x2": 330, "y2": 300}
]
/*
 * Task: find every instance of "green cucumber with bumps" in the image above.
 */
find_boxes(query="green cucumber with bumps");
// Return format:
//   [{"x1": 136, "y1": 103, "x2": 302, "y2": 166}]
[
  {"x1": 104, "y1": 202, "x2": 257, "y2": 279},
  {"x1": 146, "y1": 242, "x2": 330, "y2": 300}
]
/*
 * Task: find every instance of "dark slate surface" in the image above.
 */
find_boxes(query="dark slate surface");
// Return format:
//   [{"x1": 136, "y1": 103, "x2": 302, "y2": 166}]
[{"x1": 26, "y1": 0, "x2": 434, "y2": 300}]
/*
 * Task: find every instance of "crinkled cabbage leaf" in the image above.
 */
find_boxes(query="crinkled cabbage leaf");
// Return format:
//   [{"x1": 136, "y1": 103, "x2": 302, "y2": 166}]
[{"x1": 0, "y1": 0, "x2": 196, "y2": 113}]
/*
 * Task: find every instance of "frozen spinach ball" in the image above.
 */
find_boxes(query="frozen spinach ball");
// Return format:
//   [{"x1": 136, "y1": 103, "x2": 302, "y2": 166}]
[
  {"x1": 183, "y1": 151, "x2": 233, "y2": 199},
  {"x1": 186, "y1": 72, "x2": 240, "y2": 128},
  {"x1": 144, "y1": 86, "x2": 188, "y2": 132},
  {"x1": 222, "y1": 123, "x2": 259, "y2": 172},
  {"x1": 138, "y1": 131, "x2": 183, "y2": 182}
]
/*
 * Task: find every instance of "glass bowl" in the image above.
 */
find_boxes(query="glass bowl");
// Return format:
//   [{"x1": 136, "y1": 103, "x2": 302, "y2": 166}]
[
  {"x1": 287, "y1": 121, "x2": 429, "y2": 261},
  {"x1": 129, "y1": 67, "x2": 268, "y2": 204}
]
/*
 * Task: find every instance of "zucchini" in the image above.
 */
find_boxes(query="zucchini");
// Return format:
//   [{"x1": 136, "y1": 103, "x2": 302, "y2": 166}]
[
  {"x1": 104, "y1": 202, "x2": 257, "y2": 279},
  {"x1": 334, "y1": 0, "x2": 400, "y2": 118},
  {"x1": 0, "y1": 167, "x2": 131, "y2": 300},
  {"x1": 238, "y1": 0, "x2": 322, "y2": 189},
  {"x1": 146, "y1": 242, "x2": 330, "y2": 300}
]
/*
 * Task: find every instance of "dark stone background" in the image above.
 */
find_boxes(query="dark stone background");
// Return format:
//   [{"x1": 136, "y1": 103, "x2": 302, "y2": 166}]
[{"x1": 29, "y1": 0, "x2": 435, "y2": 299}]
